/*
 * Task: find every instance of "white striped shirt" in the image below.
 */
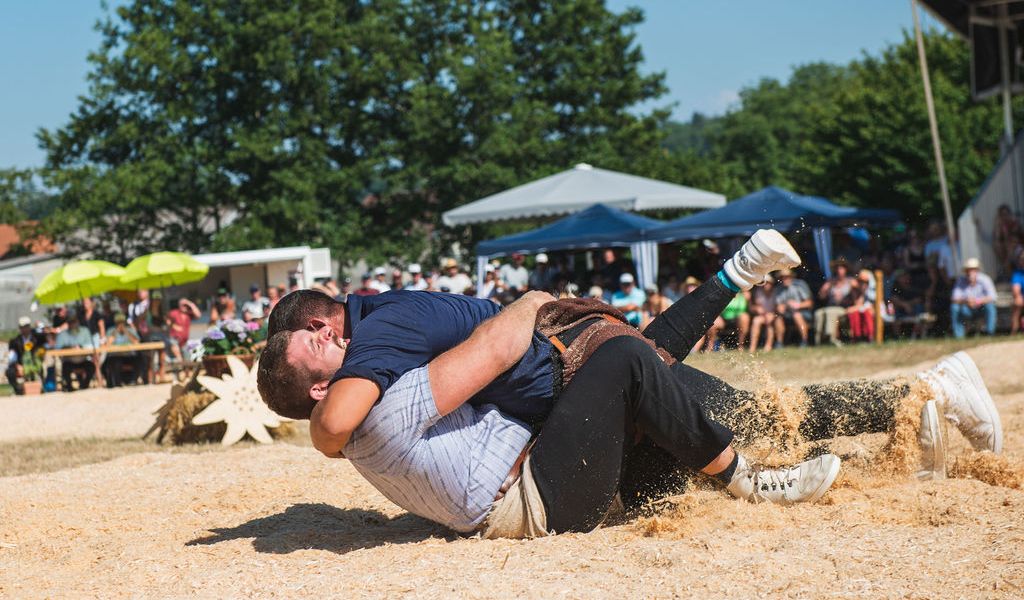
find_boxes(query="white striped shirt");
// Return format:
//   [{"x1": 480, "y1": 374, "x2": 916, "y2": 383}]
[{"x1": 344, "y1": 366, "x2": 532, "y2": 532}]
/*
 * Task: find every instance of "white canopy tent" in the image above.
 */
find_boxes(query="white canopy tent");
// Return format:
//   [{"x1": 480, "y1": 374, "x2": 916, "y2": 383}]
[{"x1": 442, "y1": 163, "x2": 726, "y2": 226}]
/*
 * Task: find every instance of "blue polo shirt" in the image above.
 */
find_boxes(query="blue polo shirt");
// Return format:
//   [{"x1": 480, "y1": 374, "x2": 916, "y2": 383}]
[{"x1": 331, "y1": 290, "x2": 556, "y2": 423}]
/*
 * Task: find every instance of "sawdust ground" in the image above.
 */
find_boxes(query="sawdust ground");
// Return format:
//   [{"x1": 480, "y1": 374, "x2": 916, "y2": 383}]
[{"x1": 2, "y1": 340, "x2": 1024, "y2": 598}]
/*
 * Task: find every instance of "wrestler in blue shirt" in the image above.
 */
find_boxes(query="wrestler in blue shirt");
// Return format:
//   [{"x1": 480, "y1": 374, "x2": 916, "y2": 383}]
[{"x1": 331, "y1": 290, "x2": 556, "y2": 424}]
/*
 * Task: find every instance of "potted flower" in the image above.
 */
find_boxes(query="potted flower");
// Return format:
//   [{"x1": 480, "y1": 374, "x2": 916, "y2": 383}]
[
  {"x1": 188, "y1": 319, "x2": 265, "y2": 378},
  {"x1": 20, "y1": 341, "x2": 45, "y2": 395}
]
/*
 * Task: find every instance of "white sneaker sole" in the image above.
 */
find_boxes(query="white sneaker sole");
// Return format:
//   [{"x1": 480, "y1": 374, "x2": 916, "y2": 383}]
[
  {"x1": 916, "y1": 399, "x2": 947, "y2": 480},
  {"x1": 750, "y1": 229, "x2": 801, "y2": 270},
  {"x1": 949, "y1": 352, "x2": 1002, "y2": 454},
  {"x1": 804, "y1": 454, "x2": 842, "y2": 503}
]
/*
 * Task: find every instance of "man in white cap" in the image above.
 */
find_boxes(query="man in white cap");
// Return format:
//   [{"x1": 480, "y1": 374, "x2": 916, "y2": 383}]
[
  {"x1": 611, "y1": 272, "x2": 646, "y2": 327},
  {"x1": 6, "y1": 316, "x2": 45, "y2": 394},
  {"x1": 951, "y1": 257, "x2": 997, "y2": 338},
  {"x1": 528, "y1": 253, "x2": 554, "y2": 292},
  {"x1": 403, "y1": 264, "x2": 428, "y2": 291},
  {"x1": 370, "y1": 267, "x2": 391, "y2": 293}
]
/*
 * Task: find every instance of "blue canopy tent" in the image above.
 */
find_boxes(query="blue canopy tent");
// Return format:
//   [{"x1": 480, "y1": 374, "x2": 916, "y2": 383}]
[
  {"x1": 648, "y1": 186, "x2": 902, "y2": 277},
  {"x1": 475, "y1": 204, "x2": 666, "y2": 294}
]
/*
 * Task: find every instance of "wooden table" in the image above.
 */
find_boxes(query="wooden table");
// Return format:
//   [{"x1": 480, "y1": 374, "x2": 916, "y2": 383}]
[{"x1": 48, "y1": 342, "x2": 166, "y2": 389}]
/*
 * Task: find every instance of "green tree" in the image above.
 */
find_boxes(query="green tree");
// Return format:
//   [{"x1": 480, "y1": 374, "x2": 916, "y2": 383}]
[
  {"x1": 664, "y1": 31, "x2": 1024, "y2": 221},
  {"x1": 804, "y1": 32, "x2": 1021, "y2": 219},
  {"x1": 39, "y1": 0, "x2": 669, "y2": 265}
]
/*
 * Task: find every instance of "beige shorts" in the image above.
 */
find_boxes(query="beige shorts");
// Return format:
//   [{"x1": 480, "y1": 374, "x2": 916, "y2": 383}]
[{"x1": 477, "y1": 455, "x2": 549, "y2": 539}]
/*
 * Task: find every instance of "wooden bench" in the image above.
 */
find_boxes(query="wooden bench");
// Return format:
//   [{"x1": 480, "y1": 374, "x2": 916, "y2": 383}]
[{"x1": 48, "y1": 342, "x2": 166, "y2": 389}]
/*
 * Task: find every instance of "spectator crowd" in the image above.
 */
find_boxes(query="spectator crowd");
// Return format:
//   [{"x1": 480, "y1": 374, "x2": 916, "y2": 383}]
[
  {"x1": 6, "y1": 208, "x2": 1024, "y2": 396},
  {"x1": 4, "y1": 281, "x2": 286, "y2": 395}
]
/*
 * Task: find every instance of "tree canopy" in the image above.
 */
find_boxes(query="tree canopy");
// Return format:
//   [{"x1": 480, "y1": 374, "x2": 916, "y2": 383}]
[
  {"x1": 663, "y1": 31, "x2": 1023, "y2": 221},
  {"x1": 23, "y1": 7, "x2": 1021, "y2": 265},
  {"x1": 36, "y1": 0, "x2": 669, "y2": 264}
]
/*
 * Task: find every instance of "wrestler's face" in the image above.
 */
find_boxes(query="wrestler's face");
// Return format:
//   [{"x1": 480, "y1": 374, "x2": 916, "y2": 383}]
[{"x1": 287, "y1": 326, "x2": 348, "y2": 378}]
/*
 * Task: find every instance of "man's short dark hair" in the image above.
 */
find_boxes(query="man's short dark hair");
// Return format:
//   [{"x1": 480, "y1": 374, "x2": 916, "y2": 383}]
[
  {"x1": 258, "y1": 331, "x2": 320, "y2": 420},
  {"x1": 267, "y1": 289, "x2": 343, "y2": 337}
]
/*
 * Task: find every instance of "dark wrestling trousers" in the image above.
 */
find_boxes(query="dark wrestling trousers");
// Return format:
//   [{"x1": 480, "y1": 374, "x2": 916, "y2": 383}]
[{"x1": 530, "y1": 277, "x2": 905, "y2": 533}]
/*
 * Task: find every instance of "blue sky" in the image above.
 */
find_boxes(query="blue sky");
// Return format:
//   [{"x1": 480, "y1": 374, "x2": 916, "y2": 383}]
[{"x1": 0, "y1": 1, "x2": 936, "y2": 170}]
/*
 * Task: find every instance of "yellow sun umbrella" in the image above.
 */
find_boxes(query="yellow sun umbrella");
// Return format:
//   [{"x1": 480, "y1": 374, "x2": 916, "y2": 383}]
[
  {"x1": 34, "y1": 260, "x2": 127, "y2": 305},
  {"x1": 119, "y1": 252, "x2": 210, "y2": 289}
]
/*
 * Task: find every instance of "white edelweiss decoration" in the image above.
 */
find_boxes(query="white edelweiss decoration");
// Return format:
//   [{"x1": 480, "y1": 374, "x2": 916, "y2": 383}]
[{"x1": 193, "y1": 356, "x2": 287, "y2": 446}]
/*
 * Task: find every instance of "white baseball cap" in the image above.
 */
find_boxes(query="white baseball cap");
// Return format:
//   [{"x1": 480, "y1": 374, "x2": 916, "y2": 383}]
[
  {"x1": 619, "y1": 273, "x2": 635, "y2": 284},
  {"x1": 408, "y1": 263, "x2": 422, "y2": 274},
  {"x1": 963, "y1": 257, "x2": 981, "y2": 271},
  {"x1": 373, "y1": 267, "x2": 387, "y2": 276},
  {"x1": 18, "y1": 316, "x2": 31, "y2": 327},
  {"x1": 536, "y1": 253, "x2": 549, "y2": 264},
  {"x1": 485, "y1": 264, "x2": 495, "y2": 273}
]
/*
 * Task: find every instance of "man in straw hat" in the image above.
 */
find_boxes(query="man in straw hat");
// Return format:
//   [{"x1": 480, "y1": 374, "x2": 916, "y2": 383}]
[
  {"x1": 257, "y1": 231, "x2": 1003, "y2": 538},
  {"x1": 950, "y1": 258, "x2": 997, "y2": 339}
]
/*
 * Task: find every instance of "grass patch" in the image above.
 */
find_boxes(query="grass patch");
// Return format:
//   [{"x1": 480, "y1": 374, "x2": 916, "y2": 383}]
[
  {"x1": 0, "y1": 423, "x2": 310, "y2": 478},
  {"x1": 0, "y1": 383, "x2": 13, "y2": 397},
  {"x1": 687, "y1": 335, "x2": 1005, "y2": 385}
]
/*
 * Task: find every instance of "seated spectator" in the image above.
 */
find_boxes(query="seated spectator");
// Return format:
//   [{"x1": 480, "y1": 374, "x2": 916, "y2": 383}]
[
  {"x1": 706, "y1": 290, "x2": 750, "y2": 351},
  {"x1": 641, "y1": 285, "x2": 673, "y2": 331},
  {"x1": 814, "y1": 259, "x2": 855, "y2": 346},
  {"x1": 681, "y1": 275, "x2": 700, "y2": 296},
  {"x1": 404, "y1": 264, "x2": 428, "y2": 291},
  {"x1": 994, "y1": 204, "x2": 1023, "y2": 279},
  {"x1": 660, "y1": 274, "x2": 682, "y2": 303},
  {"x1": 774, "y1": 268, "x2": 813, "y2": 347},
  {"x1": 438, "y1": 259, "x2": 473, "y2": 294},
  {"x1": 1012, "y1": 251, "x2": 1024, "y2": 336},
  {"x1": 847, "y1": 269, "x2": 876, "y2": 342},
  {"x1": 370, "y1": 267, "x2": 392, "y2": 293},
  {"x1": 5, "y1": 316, "x2": 45, "y2": 395},
  {"x1": 102, "y1": 313, "x2": 142, "y2": 387},
  {"x1": 241, "y1": 284, "x2": 271, "y2": 320},
  {"x1": 167, "y1": 297, "x2": 201, "y2": 352},
  {"x1": 267, "y1": 284, "x2": 283, "y2": 310},
  {"x1": 951, "y1": 258, "x2": 997, "y2": 339},
  {"x1": 352, "y1": 273, "x2": 380, "y2": 296},
  {"x1": 528, "y1": 253, "x2": 554, "y2": 292},
  {"x1": 898, "y1": 229, "x2": 929, "y2": 288},
  {"x1": 209, "y1": 286, "x2": 236, "y2": 322},
  {"x1": 924, "y1": 221, "x2": 956, "y2": 283},
  {"x1": 890, "y1": 269, "x2": 926, "y2": 337},
  {"x1": 478, "y1": 265, "x2": 504, "y2": 303},
  {"x1": 498, "y1": 253, "x2": 529, "y2": 295},
  {"x1": 748, "y1": 277, "x2": 779, "y2": 352},
  {"x1": 689, "y1": 239, "x2": 722, "y2": 281},
  {"x1": 610, "y1": 273, "x2": 646, "y2": 327},
  {"x1": 55, "y1": 311, "x2": 95, "y2": 390},
  {"x1": 81, "y1": 296, "x2": 106, "y2": 348},
  {"x1": 390, "y1": 268, "x2": 405, "y2": 290}
]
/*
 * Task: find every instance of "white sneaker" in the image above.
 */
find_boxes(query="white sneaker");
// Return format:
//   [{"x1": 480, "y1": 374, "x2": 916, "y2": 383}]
[
  {"x1": 723, "y1": 229, "x2": 802, "y2": 291},
  {"x1": 918, "y1": 351, "x2": 1002, "y2": 453},
  {"x1": 916, "y1": 399, "x2": 947, "y2": 481},
  {"x1": 726, "y1": 454, "x2": 841, "y2": 505}
]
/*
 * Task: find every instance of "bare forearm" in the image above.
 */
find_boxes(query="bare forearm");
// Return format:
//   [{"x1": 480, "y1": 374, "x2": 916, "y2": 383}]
[{"x1": 310, "y1": 402, "x2": 349, "y2": 458}]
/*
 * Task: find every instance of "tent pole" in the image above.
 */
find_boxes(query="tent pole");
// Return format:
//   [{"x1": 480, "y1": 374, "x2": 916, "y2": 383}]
[
  {"x1": 999, "y1": 3, "x2": 1015, "y2": 151},
  {"x1": 911, "y1": 0, "x2": 959, "y2": 269}
]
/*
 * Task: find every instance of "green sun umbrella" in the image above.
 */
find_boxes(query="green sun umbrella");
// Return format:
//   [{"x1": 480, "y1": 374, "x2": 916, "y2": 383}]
[
  {"x1": 119, "y1": 252, "x2": 210, "y2": 289},
  {"x1": 34, "y1": 260, "x2": 127, "y2": 305}
]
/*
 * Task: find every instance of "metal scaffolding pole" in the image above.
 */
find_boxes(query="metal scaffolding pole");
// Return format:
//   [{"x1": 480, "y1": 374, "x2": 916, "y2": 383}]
[{"x1": 911, "y1": 0, "x2": 959, "y2": 266}]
